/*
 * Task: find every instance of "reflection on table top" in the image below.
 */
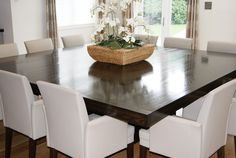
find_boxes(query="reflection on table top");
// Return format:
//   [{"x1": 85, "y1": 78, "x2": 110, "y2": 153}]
[{"x1": 0, "y1": 46, "x2": 236, "y2": 128}]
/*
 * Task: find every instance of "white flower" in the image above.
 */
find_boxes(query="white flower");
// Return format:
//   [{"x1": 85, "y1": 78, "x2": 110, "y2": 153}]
[
  {"x1": 105, "y1": 17, "x2": 118, "y2": 27},
  {"x1": 91, "y1": 3, "x2": 105, "y2": 16},
  {"x1": 109, "y1": 5, "x2": 117, "y2": 12},
  {"x1": 115, "y1": 18, "x2": 120, "y2": 24},
  {"x1": 109, "y1": 20, "x2": 117, "y2": 27},
  {"x1": 126, "y1": 18, "x2": 135, "y2": 26},
  {"x1": 118, "y1": 26, "x2": 129, "y2": 34},
  {"x1": 120, "y1": 1, "x2": 128, "y2": 10},
  {"x1": 96, "y1": 23, "x2": 105, "y2": 32},
  {"x1": 123, "y1": 35, "x2": 136, "y2": 43}
]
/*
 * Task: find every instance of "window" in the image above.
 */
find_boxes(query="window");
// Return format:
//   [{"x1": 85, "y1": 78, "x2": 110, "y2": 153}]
[
  {"x1": 134, "y1": 0, "x2": 188, "y2": 46},
  {"x1": 56, "y1": 0, "x2": 94, "y2": 27}
]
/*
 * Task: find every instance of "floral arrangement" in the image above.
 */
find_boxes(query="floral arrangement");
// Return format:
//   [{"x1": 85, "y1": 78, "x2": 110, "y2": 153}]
[{"x1": 91, "y1": 0, "x2": 148, "y2": 50}]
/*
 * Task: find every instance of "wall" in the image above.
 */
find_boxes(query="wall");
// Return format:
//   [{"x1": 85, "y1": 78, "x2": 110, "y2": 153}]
[
  {"x1": 0, "y1": 0, "x2": 46, "y2": 54},
  {"x1": 198, "y1": 0, "x2": 236, "y2": 50},
  {"x1": 11, "y1": 0, "x2": 47, "y2": 54},
  {"x1": 0, "y1": 0, "x2": 14, "y2": 43}
]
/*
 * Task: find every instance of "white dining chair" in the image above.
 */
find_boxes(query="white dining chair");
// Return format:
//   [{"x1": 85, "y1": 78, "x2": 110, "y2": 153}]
[
  {"x1": 207, "y1": 41, "x2": 236, "y2": 54},
  {"x1": 134, "y1": 34, "x2": 158, "y2": 46},
  {"x1": 24, "y1": 38, "x2": 54, "y2": 54},
  {"x1": 61, "y1": 35, "x2": 85, "y2": 48},
  {"x1": 164, "y1": 37, "x2": 193, "y2": 50},
  {"x1": 0, "y1": 70, "x2": 46, "y2": 158},
  {"x1": 184, "y1": 40, "x2": 236, "y2": 157},
  {"x1": 139, "y1": 79, "x2": 236, "y2": 158},
  {"x1": 0, "y1": 43, "x2": 18, "y2": 58},
  {"x1": 37, "y1": 81, "x2": 134, "y2": 158}
]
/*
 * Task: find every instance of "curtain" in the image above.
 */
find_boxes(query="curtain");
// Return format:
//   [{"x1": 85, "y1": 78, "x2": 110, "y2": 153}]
[
  {"x1": 46, "y1": 0, "x2": 58, "y2": 49},
  {"x1": 186, "y1": 0, "x2": 199, "y2": 49}
]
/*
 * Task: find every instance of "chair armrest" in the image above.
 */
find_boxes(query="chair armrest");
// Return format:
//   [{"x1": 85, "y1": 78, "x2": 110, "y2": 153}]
[
  {"x1": 142, "y1": 116, "x2": 202, "y2": 158},
  {"x1": 85, "y1": 116, "x2": 130, "y2": 158},
  {"x1": 31, "y1": 99, "x2": 46, "y2": 139},
  {"x1": 228, "y1": 98, "x2": 236, "y2": 135}
]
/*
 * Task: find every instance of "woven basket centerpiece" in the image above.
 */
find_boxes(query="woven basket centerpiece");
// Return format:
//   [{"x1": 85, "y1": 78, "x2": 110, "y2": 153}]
[{"x1": 87, "y1": 44, "x2": 155, "y2": 65}]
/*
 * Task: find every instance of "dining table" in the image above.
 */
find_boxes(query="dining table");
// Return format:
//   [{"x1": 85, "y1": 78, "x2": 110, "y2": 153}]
[{"x1": 0, "y1": 46, "x2": 236, "y2": 132}]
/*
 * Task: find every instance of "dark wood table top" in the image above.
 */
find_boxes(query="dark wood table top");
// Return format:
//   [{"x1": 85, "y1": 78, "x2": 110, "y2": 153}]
[{"x1": 0, "y1": 46, "x2": 236, "y2": 128}]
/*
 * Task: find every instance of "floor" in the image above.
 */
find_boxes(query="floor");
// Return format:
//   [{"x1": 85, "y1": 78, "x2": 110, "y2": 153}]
[{"x1": 0, "y1": 121, "x2": 235, "y2": 158}]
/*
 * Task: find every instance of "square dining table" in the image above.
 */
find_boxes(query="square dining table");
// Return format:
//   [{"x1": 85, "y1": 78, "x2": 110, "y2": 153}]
[{"x1": 0, "y1": 46, "x2": 236, "y2": 131}]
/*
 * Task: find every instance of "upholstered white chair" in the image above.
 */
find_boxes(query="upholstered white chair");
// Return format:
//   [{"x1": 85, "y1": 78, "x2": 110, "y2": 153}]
[
  {"x1": 187, "y1": 40, "x2": 236, "y2": 156},
  {"x1": 207, "y1": 41, "x2": 236, "y2": 54},
  {"x1": 0, "y1": 70, "x2": 46, "y2": 158},
  {"x1": 61, "y1": 35, "x2": 85, "y2": 48},
  {"x1": 134, "y1": 34, "x2": 158, "y2": 46},
  {"x1": 164, "y1": 37, "x2": 193, "y2": 49},
  {"x1": 139, "y1": 79, "x2": 236, "y2": 158},
  {"x1": 37, "y1": 81, "x2": 134, "y2": 158},
  {"x1": 0, "y1": 43, "x2": 18, "y2": 58},
  {"x1": 24, "y1": 38, "x2": 54, "y2": 54}
]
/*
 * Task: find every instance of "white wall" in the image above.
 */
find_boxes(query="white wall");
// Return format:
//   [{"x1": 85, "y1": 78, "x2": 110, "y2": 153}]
[
  {"x1": 0, "y1": 0, "x2": 46, "y2": 54},
  {"x1": 198, "y1": 0, "x2": 236, "y2": 50},
  {"x1": 0, "y1": 0, "x2": 14, "y2": 43},
  {"x1": 11, "y1": 0, "x2": 47, "y2": 54}
]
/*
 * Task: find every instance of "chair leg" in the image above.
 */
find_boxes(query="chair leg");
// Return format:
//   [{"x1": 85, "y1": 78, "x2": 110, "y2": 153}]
[
  {"x1": 29, "y1": 138, "x2": 37, "y2": 158},
  {"x1": 5, "y1": 127, "x2": 13, "y2": 158},
  {"x1": 140, "y1": 145, "x2": 148, "y2": 158},
  {"x1": 50, "y1": 148, "x2": 58, "y2": 158},
  {"x1": 127, "y1": 143, "x2": 134, "y2": 158},
  {"x1": 217, "y1": 146, "x2": 225, "y2": 158},
  {"x1": 234, "y1": 136, "x2": 236, "y2": 157}
]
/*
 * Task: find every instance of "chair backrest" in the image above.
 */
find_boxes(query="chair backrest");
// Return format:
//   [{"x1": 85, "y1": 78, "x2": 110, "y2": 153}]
[
  {"x1": 61, "y1": 35, "x2": 85, "y2": 48},
  {"x1": 24, "y1": 38, "x2": 54, "y2": 54},
  {"x1": 228, "y1": 99, "x2": 236, "y2": 135},
  {"x1": 164, "y1": 37, "x2": 193, "y2": 49},
  {"x1": 134, "y1": 34, "x2": 158, "y2": 45},
  {"x1": 37, "y1": 81, "x2": 89, "y2": 158},
  {"x1": 197, "y1": 79, "x2": 236, "y2": 158},
  {"x1": 0, "y1": 70, "x2": 34, "y2": 137},
  {"x1": 0, "y1": 43, "x2": 18, "y2": 58},
  {"x1": 207, "y1": 41, "x2": 236, "y2": 54}
]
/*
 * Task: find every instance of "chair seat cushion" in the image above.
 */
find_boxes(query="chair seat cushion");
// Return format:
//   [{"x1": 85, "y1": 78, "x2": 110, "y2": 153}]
[
  {"x1": 139, "y1": 128, "x2": 150, "y2": 148},
  {"x1": 128, "y1": 125, "x2": 134, "y2": 144},
  {"x1": 88, "y1": 113, "x2": 101, "y2": 121}
]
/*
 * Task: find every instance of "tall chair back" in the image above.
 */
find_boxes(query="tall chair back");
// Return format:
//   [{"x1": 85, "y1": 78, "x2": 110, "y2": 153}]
[
  {"x1": 0, "y1": 70, "x2": 34, "y2": 137},
  {"x1": 0, "y1": 43, "x2": 18, "y2": 58},
  {"x1": 164, "y1": 37, "x2": 193, "y2": 49},
  {"x1": 197, "y1": 79, "x2": 236, "y2": 158},
  {"x1": 24, "y1": 38, "x2": 54, "y2": 54},
  {"x1": 207, "y1": 41, "x2": 236, "y2": 54},
  {"x1": 37, "y1": 81, "x2": 89, "y2": 158},
  {"x1": 134, "y1": 34, "x2": 158, "y2": 45},
  {"x1": 61, "y1": 35, "x2": 85, "y2": 48}
]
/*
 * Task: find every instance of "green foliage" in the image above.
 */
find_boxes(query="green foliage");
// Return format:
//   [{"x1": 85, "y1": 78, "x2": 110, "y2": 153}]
[
  {"x1": 171, "y1": 0, "x2": 187, "y2": 24},
  {"x1": 143, "y1": 0, "x2": 187, "y2": 25},
  {"x1": 143, "y1": 0, "x2": 162, "y2": 24},
  {"x1": 97, "y1": 35, "x2": 142, "y2": 50}
]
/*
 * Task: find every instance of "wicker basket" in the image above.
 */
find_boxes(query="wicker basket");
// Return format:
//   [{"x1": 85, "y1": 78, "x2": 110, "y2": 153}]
[{"x1": 87, "y1": 44, "x2": 155, "y2": 65}]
